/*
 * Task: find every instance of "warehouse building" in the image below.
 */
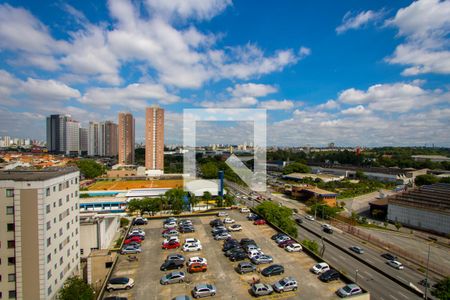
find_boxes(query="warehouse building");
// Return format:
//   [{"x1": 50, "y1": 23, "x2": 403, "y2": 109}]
[{"x1": 387, "y1": 183, "x2": 450, "y2": 235}]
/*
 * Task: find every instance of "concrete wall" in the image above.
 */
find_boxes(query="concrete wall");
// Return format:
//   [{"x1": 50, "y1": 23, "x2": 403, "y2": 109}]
[
  {"x1": 388, "y1": 204, "x2": 450, "y2": 235},
  {"x1": 80, "y1": 216, "x2": 120, "y2": 258}
]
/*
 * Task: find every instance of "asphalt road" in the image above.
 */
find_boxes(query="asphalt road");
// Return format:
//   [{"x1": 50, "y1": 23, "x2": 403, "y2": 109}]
[{"x1": 225, "y1": 180, "x2": 428, "y2": 300}]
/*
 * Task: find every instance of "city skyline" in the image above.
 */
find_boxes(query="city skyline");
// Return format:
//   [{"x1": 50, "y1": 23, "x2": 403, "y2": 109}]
[{"x1": 0, "y1": 0, "x2": 449, "y2": 147}]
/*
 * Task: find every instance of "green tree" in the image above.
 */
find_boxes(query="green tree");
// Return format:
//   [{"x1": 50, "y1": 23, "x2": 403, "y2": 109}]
[
  {"x1": 302, "y1": 239, "x2": 319, "y2": 255},
  {"x1": 282, "y1": 162, "x2": 311, "y2": 175},
  {"x1": 58, "y1": 276, "x2": 94, "y2": 300},
  {"x1": 140, "y1": 197, "x2": 161, "y2": 216},
  {"x1": 120, "y1": 218, "x2": 130, "y2": 227},
  {"x1": 203, "y1": 191, "x2": 212, "y2": 209},
  {"x1": 432, "y1": 276, "x2": 450, "y2": 300},
  {"x1": 308, "y1": 203, "x2": 341, "y2": 219},
  {"x1": 188, "y1": 194, "x2": 199, "y2": 211},
  {"x1": 224, "y1": 194, "x2": 235, "y2": 207},
  {"x1": 74, "y1": 159, "x2": 106, "y2": 179},
  {"x1": 165, "y1": 188, "x2": 187, "y2": 214},
  {"x1": 216, "y1": 196, "x2": 224, "y2": 207},
  {"x1": 440, "y1": 177, "x2": 450, "y2": 184},
  {"x1": 415, "y1": 174, "x2": 440, "y2": 186},
  {"x1": 201, "y1": 162, "x2": 219, "y2": 179},
  {"x1": 127, "y1": 199, "x2": 144, "y2": 215},
  {"x1": 355, "y1": 170, "x2": 367, "y2": 180},
  {"x1": 394, "y1": 222, "x2": 402, "y2": 231},
  {"x1": 255, "y1": 201, "x2": 297, "y2": 237}
]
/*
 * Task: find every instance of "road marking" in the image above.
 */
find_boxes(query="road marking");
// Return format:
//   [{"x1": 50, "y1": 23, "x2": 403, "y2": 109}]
[
  {"x1": 390, "y1": 295, "x2": 400, "y2": 300},
  {"x1": 397, "y1": 292, "x2": 409, "y2": 299}
]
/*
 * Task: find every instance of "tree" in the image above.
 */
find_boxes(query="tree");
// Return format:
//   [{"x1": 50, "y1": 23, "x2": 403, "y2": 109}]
[
  {"x1": 74, "y1": 159, "x2": 106, "y2": 179},
  {"x1": 165, "y1": 188, "x2": 186, "y2": 214},
  {"x1": 127, "y1": 199, "x2": 144, "y2": 215},
  {"x1": 216, "y1": 196, "x2": 224, "y2": 207},
  {"x1": 394, "y1": 222, "x2": 402, "y2": 231},
  {"x1": 200, "y1": 162, "x2": 219, "y2": 179},
  {"x1": 140, "y1": 197, "x2": 161, "y2": 216},
  {"x1": 282, "y1": 162, "x2": 311, "y2": 175},
  {"x1": 355, "y1": 170, "x2": 367, "y2": 180},
  {"x1": 302, "y1": 239, "x2": 319, "y2": 255},
  {"x1": 58, "y1": 276, "x2": 94, "y2": 300},
  {"x1": 203, "y1": 191, "x2": 212, "y2": 209},
  {"x1": 255, "y1": 201, "x2": 297, "y2": 237},
  {"x1": 188, "y1": 194, "x2": 199, "y2": 211},
  {"x1": 432, "y1": 277, "x2": 450, "y2": 300},
  {"x1": 415, "y1": 174, "x2": 440, "y2": 186},
  {"x1": 224, "y1": 194, "x2": 235, "y2": 207}
]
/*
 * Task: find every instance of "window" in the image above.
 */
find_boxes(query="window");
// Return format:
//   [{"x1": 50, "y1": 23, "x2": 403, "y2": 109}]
[
  {"x1": 6, "y1": 206, "x2": 14, "y2": 215},
  {"x1": 6, "y1": 189, "x2": 14, "y2": 197},
  {"x1": 46, "y1": 188, "x2": 50, "y2": 196},
  {"x1": 53, "y1": 202, "x2": 56, "y2": 208},
  {"x1": 66, "y1": 195, "x2": 69, "y2": 202},
  {"x1": 8, "y1": 274, "x2": 15, "y2": 282},
  {"x1": 59, "y1": 199, "x2": 62, "y2": 206},
  {"x1": 75, "y1": 177, "x2": 78, "y2": 184},
  {"x1": 60, "y1": 271, "x2": 63, "y2": 279},
  {"x1": 47, "y1": 270, "x2": 51, "y2": 279},
  {"x1": 46, "y1": 221, "x2": 51, "y2": 230},
  {"x1": 47, "y1": 286, "x2": 52, "y2": 296},
  {"x1": 8, "y1": 290, "x2": 15, "y2": 299},
  {"x1": 7, "y1": 241, "x2": 15, "y2": 248},
  {"x1": 59, "y1": 257, "x2": 63, "y2": 265},
  {"x1": 47, "y1": 237, "x2": 51, "y2": 247},
  {"x1": 59, "y1": 228, "x2": 63, "y2": 237},
  {"x1": 58, "y1": 184, "x2": 62, "y2": 191},
  {"x1": 53, "y1": 186, "x2": 56, "y2": 192},
  {"x1": 7, "y1": 224, "x2": 14, "y2": 232},
  {"x1": 66, "y1": 222, "x2": 70, "y2": 230},
  {"x1": 80, "y1": 249, "x2": 84, "y2": 255},
  {"x1": 8, "y1": 257, "x2": 15, "y2": 265},
  {"x1": 46, "y1": 204, "x2": 50, "y2": 214},
  {"x1": 47, "y1": 254, "x2": 51, "y2": 263},
  {"x1": 75, "y1": 191, "x2": 78, "y2": 197}
]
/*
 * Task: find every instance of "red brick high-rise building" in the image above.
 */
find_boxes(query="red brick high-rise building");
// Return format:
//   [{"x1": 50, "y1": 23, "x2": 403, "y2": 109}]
[
  {"x1": 145, "y1": 107, "x2": 164, "y2": 172},
  {"x1": 118, "y1": 112, "x2": 135, "y2": 165}
]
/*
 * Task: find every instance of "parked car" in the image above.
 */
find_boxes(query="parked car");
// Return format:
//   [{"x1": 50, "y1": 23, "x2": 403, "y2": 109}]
[
  {"x1": 163, "y1": 217, "x2": 177, "y2": 224},
  {"x1": 247, "y1": 213, "x2": 259, "y2": 220},
  {"x1": 179, "y1": 226, "x2": 195, "y2": 233},
  {"x1": 125, "y1": 241, "x2": 141, "y2": 248},
  {"x1": 261, "y1": 264, "x2": 284, "y2": 277},
  {"x1": 254, "y1": 219, "x2": 266, "y2": 225},
  {"x1": 127, "y1": 233, "x2": 145, "y2": 240},
  {"x1": 387, "y1": 260, "x2": 404, "y2": 270},
  {"x1": 236, "y1": 262, "x2": 256, "y2": 274},
  {"x1": 164, "y1": 221, "x2": 178, "y2": 228},
  {"x1": 133, "y1": 217, "x2": 147, "y2": 225},
  {"x1": 160, "y1": 260, "x2": 184, "y2": 271},
  {"x1": 275, "y1": 236, "x2": 291, "y2": 244},
  {"x1": 336, "y1": 284, "x2": 362, "y2": 298},
  {"x1": 209, "y1": 219, "x2": 223, "y2": 227},
  {"x1": 223, "y1": 243, "x2": 241, "y2": 252},
  {"x1": 187, "y1": 257, "x2": 207, "y2": 266},
  {"x1": 191, "y1": 284, "x2": 216, "y2": 298},
  {"x1": 124, "y1": 237, "x2": 142, "y2": 245},
  {"x1": 228, "y1": 224, "x2": 242, "y2": 232},
  {"x1": 163, "y1": 230, "x2": 179, "y2": 238},
  {"x1": 310, "y1": 262, "x2": 330, "y2": 274},
  {"x1": 107, "y1": 277, "x2": 134, "y2": 292},
  {"x1": 179, "y1": 219, "x2": 192, "y2": 226},
  {"x1": 349, "y1": 246, "x2": 364, "y2": 254},
  {"x1": 240, "y1": 238, "x2": 257, "y2": 246},
  {"x1": 245, "y1": 244, "x2": 261, "y2": 253},
  {"x1": 381, "y1": 253, "x2": 397, "y2": 261},
  {"x1": 278, "y1": 239, "x2": 295, "y2": 248},
  {"x1": 182, "y1": 243, "x2": 202, "y2": 252},
  {"x1": 229, "y1": 251, "x2": 248, "y2": 261},
  {"x1": 225, "y1": 248, "x2": 245, "y2": 257},
  {"x1": 251, "y1": 254, "x2": 273, "y2": 265},
  {"x1": 160, "y1": 271, "x2": 185, "y2": 285},
  {"x1": 319, "y1": 269, "x2": 340, "y2": 282},
  {"x1": 163, "y1": 236, "x2": 180, "y2": 244},
  {"x1": 162, "y1": 241, "x2": 181, "y2": 250},
  {"x1": 130, "y1": 228, "x2": 145, "y2": 236},
  {"x1": 185, "y1": 238, "x2": 201, "y2": 246},
  {"x1": 295, "y1": 218, "x2": 303, "y2": 225},
  {"x1": 218, "y1": 211, "x2": 228, "y2": 217},
  {"x1": 121, "y1": 246, "x2": 142, "y2": 254},
  {"x1": 188, "y1": 263, "x2": 207, "y2": 273},
  {"x1": 305, "y1": 215, "x2": 315, "y2": 221},
  {"x1": 214, "y1": 232, "x2": 231, "y2": 240},
  {"x1": 223, "y1": 217, "x2": 235, "y2": 224},
  {"x1": 273, "y1": 276, "x2": 298, "y2": 292},
  {"x1": 240, "y1": 207, "x2": 250, "y2": 213},
  {"x1": 285, "y1": 243, "x2": 302, "y2": 252},
  {"x1": 166, "y1": 254, "x2": 185, "y2": 263},
  {"x1": 271, "y1": 233, "x2": 286, "y2": 240},
  {"x1": 251, "y1": 283, "x2": 274, "y2": 297}
]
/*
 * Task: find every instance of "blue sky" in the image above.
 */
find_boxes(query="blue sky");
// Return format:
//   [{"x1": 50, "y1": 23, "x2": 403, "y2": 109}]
[{"x1": 0, "y1": 0, "x2": 449, "y2": 146}]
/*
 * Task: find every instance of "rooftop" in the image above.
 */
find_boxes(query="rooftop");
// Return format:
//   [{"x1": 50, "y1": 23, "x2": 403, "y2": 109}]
[
  {"x1": 0, "y1": 167, "x2": 79, "y2": 181},
  {"x1": 388, "y1": 183, "x2": 450, "y2": 212}
]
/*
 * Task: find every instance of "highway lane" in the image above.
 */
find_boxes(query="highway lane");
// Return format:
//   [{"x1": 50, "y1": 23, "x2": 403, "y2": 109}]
[{"x1": 225, "y1": 181, "x2": 425, "y2": 300}]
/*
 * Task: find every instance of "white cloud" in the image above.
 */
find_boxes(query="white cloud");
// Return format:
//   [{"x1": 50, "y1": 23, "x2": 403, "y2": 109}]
[
  {"x1": 79, "y1": 82, "x2": 180, "y2": 109},
  {"x1": 259, "y1": 100, "x2": 294, "y2": 110},
  {"x1": 21, "y1": 78, "x2": 81, "y2": 101},
  {"x1": 385, "y1": 0, "x2": 450, "y2": 75},
  {"x1": 228, "y1": 83, "x2": 277, "y2": 98},
  {"x1": 144, "y1": 0, "x2": 232, "y2": 21},
  {"x1": 317, "y1": 99, "x2": 339, "y2": 110},
  {"x1": 200, "y1": 96, "x2": 258, "y2": 108},
  {"x1": 336, "y1": 10, "x2": 384, "y2": 34},
  {"x1": 341, "y1": 105, "x2": 371, "y2": 115}
]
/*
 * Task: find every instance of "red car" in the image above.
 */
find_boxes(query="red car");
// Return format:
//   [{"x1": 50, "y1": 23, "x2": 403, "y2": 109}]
[
  {"x1": 254, "y1": 219, "x2": 266, "y2": 225},
  {"x1": 162, "y1": 240, "x2": 181, "y2": 250},
  {"x1": 124, "y1": 236, "x2": 143, "y2": 244},
  {"x1": 278, "y1": 239, "x2": 295, "y2": 248}
]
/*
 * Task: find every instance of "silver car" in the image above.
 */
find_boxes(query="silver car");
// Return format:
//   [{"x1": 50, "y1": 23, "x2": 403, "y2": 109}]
[
  {"x1": 273, "y1": 276, "x2": 298, "y2": 292},
  {"x1": 251, "y1": 283, "x2": 273, "y2": 296},
  {"x1": 251, "y1": 254, "x2": 273, "y2": 265},
  {"x1": 160, "y1": 271, "x2": 185, "y2": 285},
  {"x1": 192, "y1": 284, "x2": 216, "y2": 298}
]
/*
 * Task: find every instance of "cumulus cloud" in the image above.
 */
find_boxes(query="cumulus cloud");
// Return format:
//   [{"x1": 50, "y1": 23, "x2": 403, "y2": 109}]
[
  {"x1": 228, "y1": 83, "x2": 277, "y2": 98},
  {"x1": 21, "y1": 78, "x2": 81, "y2": 101},
  {"x1": 259, "y1": 100, "x2": 294, "y2": 110},
  {"x1": 385, "y1": 0, "x2": 450, "y2": 75},
  {"x1": 336, "y1": 10, "x2": 384, "y2": 34},
  {"x1": 341, "y1": 105, "x2": 371, "y2": 115},
  {"x1": 144, "y1": 0, "x2": 232, "y2": 21}
]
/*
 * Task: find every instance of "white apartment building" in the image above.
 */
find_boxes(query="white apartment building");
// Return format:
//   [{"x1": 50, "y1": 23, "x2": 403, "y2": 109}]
[
  {"x1": 65, "y1": 119, "x2": 80, "y2": 156},
  {"x1": 0, "y1": 168, "x2": 80, "y2": 300},
  {"x1": 80, "y1": 214, "x2": 120, "y2": 258}
]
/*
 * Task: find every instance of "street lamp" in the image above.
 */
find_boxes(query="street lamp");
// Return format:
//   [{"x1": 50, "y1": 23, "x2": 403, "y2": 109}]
[{"x1": 355, "y1": 269, "x2": 359, "y2": 285}]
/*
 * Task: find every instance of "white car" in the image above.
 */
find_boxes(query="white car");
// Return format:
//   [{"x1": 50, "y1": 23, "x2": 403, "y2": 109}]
[
  {"x1": 310, "y1": 262, "x2": 330, "y2": 274},
  {"x1": 387, "y1": 260, "x2": 404, "y2": 270},
  {"x1": 182, "y1": 243, "x2": 202, "y2": 252},
  {"x1": 188, "y1": 257, "x2": 207, "y2": 266},
  {"x1": 130, "y1": 229, "x2": 145, "y2": 236},
  {"x1": 322, "y1": 224, "x2": 332, "y2": 230},
  {"x1": 223, "y1": 217, "x2": 235, "y2": 224},
  {"x1": 248, "y1": 250, "x2": 264, "y2": 259},
  {"x1": 240, "y1": 207, "x2": 250, "y2": 213},
  {"x1": 285, "y1": 243, "x2": 302, "y2": 252},
  {"x1": 228, "y1": 224, "x2": 242, "y2": 232},
  {"x1": 163, "y1": 236, "x2": 180, "y2": 244},
  {"x1": 218, "y1": 212, "x2": 228, "y2": 217},
  {"x1": 184, "y1": 238, "x2": 201, "y2": 246},
  {"x1": 164, "y1": 222, "x2": 178, "y2": 228},
  {"x1": 305, "y1": 215, "x2": 315, "y2": 221}
]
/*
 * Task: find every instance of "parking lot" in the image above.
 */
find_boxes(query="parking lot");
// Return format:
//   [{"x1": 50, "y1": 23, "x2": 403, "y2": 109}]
[{"x1": 105, "y1": 210, "x2": 345, "y2": 299}]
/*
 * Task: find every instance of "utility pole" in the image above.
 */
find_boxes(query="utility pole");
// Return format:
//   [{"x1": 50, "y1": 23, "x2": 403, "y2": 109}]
[
  {"x1": 355, "y1": 269, "x2": 359, "y2": 285},
  {"x1": 424, "y1": 243, "x2": 431, "y2": 299},
  {"x1": 314, "y1": 197, "x2": 317, "y2": 219}
]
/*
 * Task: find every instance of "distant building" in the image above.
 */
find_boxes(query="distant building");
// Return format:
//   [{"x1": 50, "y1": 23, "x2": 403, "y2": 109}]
[
  {"x1": 411, "y1": 155, "x2": 450, "y2": 163},
  {"x1": 46, "y1": 114, "x2": 70, "y2": 154},
  {"x1": 88, "y1": 122, "x2": 99, "y2": 156},
  {"x1": 286, "y1": 184, "x2": 337, "y2": 207},
  {"x1": 65, "y1": 118, "x2": 80, "y2": 156},
  {"x1": 0, "y1": 168, "x2": 80, "y2": 299},
  {"x1": 386, "y1": 183, "x2": 450, "y2": 235},
  {"x1": 103, "y1": 121, "x2": 118, "y2": 157},
  {"x1": 283, "y1": 172, "x2": 344, "y2": 183},
  {"x1": 145, "y1": 107, "x2": 164, "y2": 174},
  {"x1": 79, "y1": 127, "x2": 88, "y2": 155},
  {"x1": 118, "y1": 113, "x2": 135, "y2": 165}
]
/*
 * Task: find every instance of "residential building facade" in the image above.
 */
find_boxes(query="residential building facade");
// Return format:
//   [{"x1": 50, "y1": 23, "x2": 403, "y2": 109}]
[
  {"x1": 145, "y1": 107, "x2": 164, "y2": 173},
  {"x1": 65, "y1": 118, "x2": 80, "y2": 156},
  {"x1": 46, "y1": 115, "x2": 70, "y2": 154},
  {"x1": 0, "y1": 168, "x2": 80, "y2": 300},
  {"x1": 118, "y1": 113, "x2": 135, "y2": 165}
]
